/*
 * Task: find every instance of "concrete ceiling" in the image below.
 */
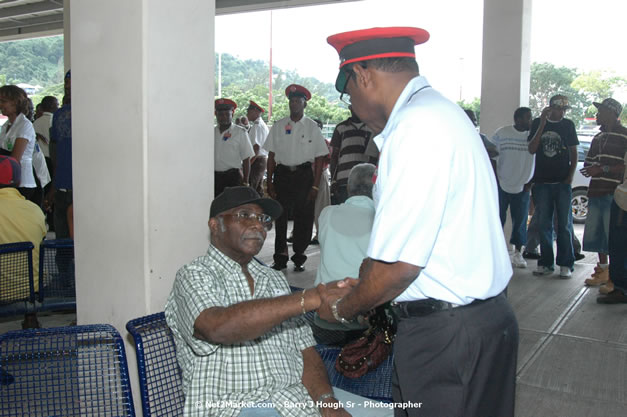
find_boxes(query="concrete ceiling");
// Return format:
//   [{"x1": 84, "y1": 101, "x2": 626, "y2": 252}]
[{"x1": 0, "y1": 0, "x2": 357, "y2": 41}]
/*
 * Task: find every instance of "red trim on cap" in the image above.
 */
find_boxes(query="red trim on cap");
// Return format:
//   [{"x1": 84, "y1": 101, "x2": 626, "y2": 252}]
[
  {"x1": 327, "y1": 27, "x2": 429, "y2": 54},
  {"x1": 339, "y1": 52, "x2": 417, "y2": 68},
  {"x1": 249, "y1": 100, "x2": 265, "y2": 113},
  {"x1": 215, "y1": 98, "x2": 237, "y2": 111},
  {"x1": 284, "y1": 84, "x2": 311, "y2": 101}
]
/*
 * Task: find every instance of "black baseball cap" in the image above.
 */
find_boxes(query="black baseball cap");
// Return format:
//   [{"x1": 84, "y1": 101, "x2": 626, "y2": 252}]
[{"x1": 210, "y1": 186, "x2": 282, "y2": 219}]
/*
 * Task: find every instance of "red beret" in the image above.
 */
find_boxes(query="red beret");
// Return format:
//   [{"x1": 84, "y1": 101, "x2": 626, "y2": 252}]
[
  {"x1": 285, "y1": 84, "x2": 311, "y2": 101},
  {"x1": 327, "y1": 27, "x2": 430, "y2": 92},
  {"x1": 0, "y1": 155, "x2": 21, "y2": 186},
  {"x1": 215, "y1": 98, "x2": 237, "y2": 112},
  {"x1": 248, "y1": 100, "x2": 265, "y2": 113}
]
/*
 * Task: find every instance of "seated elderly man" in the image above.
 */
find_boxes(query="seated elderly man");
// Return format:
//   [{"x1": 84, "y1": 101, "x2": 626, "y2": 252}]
[
  {"x1": 165, "y1": 186, "x2": 392, "y2": 417},
  {"x1": 312, "y1": 164, "x2": 376, "y2": 345}
]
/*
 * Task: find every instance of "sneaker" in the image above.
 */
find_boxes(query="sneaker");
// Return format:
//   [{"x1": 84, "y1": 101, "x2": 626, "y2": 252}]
[
  {"x1": 511, "y1": 251, "x2": 527, "y2": 268},
  {"x1": 584, "y1": 264, "x2": 609, "y2": 286},
  {"x1": 574, "y1": 253, "x2": 586, "y2": 261},
  {"x1": 559, "y1": 266, "x2": 572, "y2": 278},
  {"x1": 523, "y1": 251, "x2": 541, "y2": 260},
  {"x1": 533, "y1": 266, "x2": 553, "y2": 276},
  {"x1": 596, "y1": 289, "x2": 627, "y2": 304},
  {"x1": 599, "y1": 279, "x2": 614, "y2": 295}
]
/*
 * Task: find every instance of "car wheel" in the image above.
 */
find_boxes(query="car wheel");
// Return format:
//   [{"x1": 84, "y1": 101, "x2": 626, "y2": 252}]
[{"x1": 572, "y1": 189, "x2": 588, "y2": 224}]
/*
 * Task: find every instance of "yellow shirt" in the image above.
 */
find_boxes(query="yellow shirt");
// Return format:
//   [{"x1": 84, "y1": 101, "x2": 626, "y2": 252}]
[{"x1": 0, "y1": 187, "x2": 46, "y2": 298}]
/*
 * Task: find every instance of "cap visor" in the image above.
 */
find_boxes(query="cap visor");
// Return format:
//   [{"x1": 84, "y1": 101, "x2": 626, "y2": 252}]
[{"x1": 335, "y1": 70, "x2": 347, "y2": 93}]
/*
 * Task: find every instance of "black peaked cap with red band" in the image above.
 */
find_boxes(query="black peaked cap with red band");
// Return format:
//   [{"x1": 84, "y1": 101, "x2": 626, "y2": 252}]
[
  {"x1": 327, "y1": 27, "x2": 430, "y2": 92},
  {"x1": 248, "y1": 100, "x2": 265, "y2": 113},
  {"x1": 285, "y1": 84, "x2": 312, "y2": 101},
  {"x1": 215, "y1": 98, "x2": 237, "y2": 112}
]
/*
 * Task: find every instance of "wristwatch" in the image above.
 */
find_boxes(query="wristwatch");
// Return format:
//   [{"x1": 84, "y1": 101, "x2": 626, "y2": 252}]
[
  {"x1": 602, "y1": 165, "x2": 610, "y2": 174},
  {"x1": 331, "y1": 298, "x2": 351, "y2": 324}
]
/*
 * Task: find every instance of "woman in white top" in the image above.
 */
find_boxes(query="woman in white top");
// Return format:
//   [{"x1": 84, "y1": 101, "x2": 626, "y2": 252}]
[{"x1": 0, "y1": 85, "x2": 37, "y2": 202}]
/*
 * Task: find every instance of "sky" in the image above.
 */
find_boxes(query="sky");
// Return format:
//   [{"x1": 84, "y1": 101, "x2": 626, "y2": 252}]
[{"x1": 215, "y1": 0, "x2": 627, "y2": 102}]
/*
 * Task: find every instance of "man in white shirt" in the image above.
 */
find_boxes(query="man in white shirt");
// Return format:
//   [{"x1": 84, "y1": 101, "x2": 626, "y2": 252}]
[
  {"x1": 246, "y1": 100, "x2": 269, "y2": 196},
  {"x1": 263, "y1": 84, "x2": 329, "y2": 272},
  {"x1": 319, "y1": 27, "x2": 518, "y2": 417},
  {"x1": 491, "y1": 107, "x2": 535, "y2": 268},
  {"x1": 33, "y1": 96, "x2": 59, "y2": 162},
  {"x1": 214, "y1": 98, "x2": 254, "y2": 197}
]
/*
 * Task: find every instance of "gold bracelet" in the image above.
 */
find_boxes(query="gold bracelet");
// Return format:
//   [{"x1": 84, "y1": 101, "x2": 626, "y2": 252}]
[
  {"x1": 300, "y1": 289, "x2": 307, "y2": 314},
  {"x1": 312, "y1": 186, "x2": 319, "y2": 191}
]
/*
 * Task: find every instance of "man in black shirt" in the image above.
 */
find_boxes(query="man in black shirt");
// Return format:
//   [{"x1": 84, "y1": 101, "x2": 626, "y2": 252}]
[{"x1": 528, "y1": 94, "x2": 579, "y2": 278}]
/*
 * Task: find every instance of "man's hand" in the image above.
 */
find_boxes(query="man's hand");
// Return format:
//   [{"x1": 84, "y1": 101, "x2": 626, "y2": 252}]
[
  {"x1": 540, "y1": 106, "x2": 551, "y2": 121},
  {"x1": 307, "y1": 187, "x2": 318, "y2": 202},
  {"x1": 43, "y1": 188, "x2": 55, "y2": 212},
  {"x1": 267, "y1": 182, "x2": 277, "y2": 199},
  {"x1": 316, "y1": 279, "x2": 358, "y2": 323},
  {"x1": 580, "y1": 164, "x2": 602, "y2": 178},
  {"x1": 563, "y1": 174, "x2": 574, "y2": 185}
]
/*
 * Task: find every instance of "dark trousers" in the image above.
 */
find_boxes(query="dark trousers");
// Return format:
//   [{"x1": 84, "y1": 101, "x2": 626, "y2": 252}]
[
  {"x1": 250, "y1": 156, "x2": 267, "y2": 196},
  {"x1": 273, "y1": 164, "x2": 314, "y2": 266},
  {"x1": 18, "y1": 187, "x2": 41, "y2": 205},
  {"x1": 392, "y1": 293, "x2": 518, "y2": 417},
  {"x1": 214, "y1": 169, "x2": 241, "y2": 197},
  {"x1": 54, "y1": 190, "x2": 73, "y2": 239},
  {"x1": 609, "y1": 201, "x2": 627, "y2": 293},
  {"x1": 330, "y1": 182, "x2": 349, "y2": 205}
]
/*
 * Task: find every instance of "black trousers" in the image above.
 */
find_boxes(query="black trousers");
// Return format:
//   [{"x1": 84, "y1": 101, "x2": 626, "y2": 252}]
[
  {"x1": 273, "y1": 164, "x2": 314, "y2": 266},
  {"x1": 609, "y1": 201, "x2": 627, "y2": 292},
  {"x1": 392, "y1": 293, "x2": 518, "y2": 417},
  {"x1": 214, "y1": 169, "x2": 241, "y2": 197}
]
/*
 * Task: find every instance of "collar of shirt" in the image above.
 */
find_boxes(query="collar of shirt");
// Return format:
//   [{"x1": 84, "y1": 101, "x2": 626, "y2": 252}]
[
  {"x1": 375, "y1": 75, "x2": 431, "y2": 150},
  {"x1": 205, "y1": 244, "x2": 270, "y2": 296},
  {"x1": 344, "y1": 195, "x2": 374, "y2": 210},
  {"x1": 0, "y1": 188, "x2": 25, "y2": 200}
]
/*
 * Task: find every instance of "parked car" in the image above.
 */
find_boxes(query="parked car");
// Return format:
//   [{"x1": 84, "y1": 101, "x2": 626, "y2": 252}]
[{"x1": 571, "y1": 135, "x2": 593, "y2": 224}]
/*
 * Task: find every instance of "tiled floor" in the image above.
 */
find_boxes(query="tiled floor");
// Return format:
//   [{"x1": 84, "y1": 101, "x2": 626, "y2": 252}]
[{"x1": 2, "y1": 224, "x2": 626, "y2": 416}]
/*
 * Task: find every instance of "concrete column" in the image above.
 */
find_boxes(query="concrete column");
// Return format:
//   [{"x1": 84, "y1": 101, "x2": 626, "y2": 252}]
[
  {"x1": 70, "y1": 1, "x2": 214, "y2": 411},
  {"x1": 480, "y1": 0, "x2": 532, "y2": 249},
  {"x1": 480, "y1": 0, "x2": 532, "y2": 137},
  {"x1": 63, "y1": 0, "x2": 70, "y2": 72}
]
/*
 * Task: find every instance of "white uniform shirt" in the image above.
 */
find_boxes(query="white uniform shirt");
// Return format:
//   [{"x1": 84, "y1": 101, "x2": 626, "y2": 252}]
[
  {"x1": 33, "y1": 112, "x2": 53, "y2": 157},
  {"x1": 368, "y1": 76, "x2": 512, "y2": 305},
  {"x1": 0, "y1": 113, "x2": 36, "y2": 188},
  {"x1": 248, "y1": 117, "x2": 269, "y2": 157},
  {"x1": 263, "y1": 116, "x2": 329, "y2": 166},
  {"x1": 491, "y1": 125, "x2": 535, "y2": 194},
  {"x1": 214, "y1": 124, "x2": 254, "y2": 172}
]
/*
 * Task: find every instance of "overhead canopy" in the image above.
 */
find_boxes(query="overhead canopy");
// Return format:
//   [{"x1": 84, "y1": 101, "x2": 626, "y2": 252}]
[{"x1": 0, "y1": 0, "x2": 358, "y2": 42}]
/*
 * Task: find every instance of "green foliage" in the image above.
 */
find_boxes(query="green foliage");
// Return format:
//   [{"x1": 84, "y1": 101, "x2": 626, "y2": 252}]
[
  {"x1": 216, "y1": 53, "x2": 350, "y2": 124},
  {"x1": 457, "y1": 97, "x2": 481, "y2": 122},
  {"x1": 0, "y1": 36, "x2": 64, "y2": 85},
  {"x1": 29, "y1": 82, "x2": 64, "y2": 108},
  {"x1": 572, "y1": 70, "x2": 627, "y2": 118}
]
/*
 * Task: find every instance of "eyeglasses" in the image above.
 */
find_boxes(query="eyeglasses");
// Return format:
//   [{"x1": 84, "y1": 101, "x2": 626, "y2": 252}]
[
  {"x1": 220, "y1": 210, "x2": 273, "y2": 231},
  {"x1": 339, "y1": 70, "x2": 354, "y2": 106}
]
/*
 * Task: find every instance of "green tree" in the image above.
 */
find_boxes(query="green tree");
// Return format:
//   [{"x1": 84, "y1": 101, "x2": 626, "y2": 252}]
[{"x1": 571, "y1": 70, "x2": 627, "y2": 117}]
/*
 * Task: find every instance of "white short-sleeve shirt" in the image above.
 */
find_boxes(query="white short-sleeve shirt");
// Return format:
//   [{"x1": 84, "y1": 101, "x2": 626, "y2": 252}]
[
  {"x1": 214, "y1": 124, "x2": 254, "y2": 172},
  {"x1": 368, "y1": 76, "x2": 512, "y2": 305},
  {"x1": 263, "y1": 115, "x2": 329, "y2": 166},
  {"x1": 491, "y1": 125, "x2": 535, "y2": 194},
  {"x1": 248, "y1": 117, "x2": 269, "y2": 157},
  {"x1": 0, "y1": 113, "x2": 36, "y2": 188},
  {"x1": 33, "y1": 112, "x2": 54, "y2": 157}
]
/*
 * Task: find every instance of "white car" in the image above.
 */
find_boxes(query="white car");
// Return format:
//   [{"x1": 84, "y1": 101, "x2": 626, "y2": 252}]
[{"x1": 571, "y1": 135, "x2": 593, "y2": 224}]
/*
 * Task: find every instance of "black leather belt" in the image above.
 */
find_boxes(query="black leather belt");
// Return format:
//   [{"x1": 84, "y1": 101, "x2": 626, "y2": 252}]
[
  {"x1": 391, "y1": 297, "x2": 489, "y2": 318},
  {"x1": 277, "y1": 162, "x2": 311, "y2": 172}
]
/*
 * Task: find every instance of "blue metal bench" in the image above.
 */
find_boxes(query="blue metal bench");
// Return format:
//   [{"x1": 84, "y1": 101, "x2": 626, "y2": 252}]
[
  {"x1": 0, "y1": 324, "x2": 136, "y2": 416},
  {"x1": 126, "y1": 312, "x2": 184, "y2": 417},
  {"x1": 0, "y1": 242, "x2": 36, "y2": 323},
  {"x1": 38, "y1": 238, "x2": 76, "y2": 311}
]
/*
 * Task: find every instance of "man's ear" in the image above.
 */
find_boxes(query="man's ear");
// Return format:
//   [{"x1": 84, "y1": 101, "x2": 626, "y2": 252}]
[
  {"x1": 303, "y1": 100, "x2": 307, "y2": 109},
  {"x1": 352, "y1": 64, "x2": 372, "y2": 89},
  {"x1": 208, "y1": 218, "x2": 219, "y2": 235}
]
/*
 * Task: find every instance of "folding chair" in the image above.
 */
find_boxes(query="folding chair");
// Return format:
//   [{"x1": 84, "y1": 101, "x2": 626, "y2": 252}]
[
  {"x1": 0, "y1": 324, "x2": 136, "y2": 416},
  {"x1": 126, "y1": 312, "x2": 184, "y2": 417},
  {"x1": 0, "y1": 242, "x2": 37, "y2": 326},
  {"x1": 315, "y1": 344, "x2": 394, "y2": 402},
  {"x1": 38, "y1": 239, "x2": 76, "y2": 311}
]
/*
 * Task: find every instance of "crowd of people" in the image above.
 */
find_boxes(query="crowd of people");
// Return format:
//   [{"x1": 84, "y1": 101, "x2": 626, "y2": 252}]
[
  {"x1": 2, "y1": 24, "x2": 626, "y2": 417},
  {"x1": 0, "y1": 70, "x2": 73, "y2": 291}
]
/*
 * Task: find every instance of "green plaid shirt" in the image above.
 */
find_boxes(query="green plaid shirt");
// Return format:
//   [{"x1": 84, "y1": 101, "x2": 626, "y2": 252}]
[{"x1": 165, "y1": 245, "x2": 319, "y2": 417}]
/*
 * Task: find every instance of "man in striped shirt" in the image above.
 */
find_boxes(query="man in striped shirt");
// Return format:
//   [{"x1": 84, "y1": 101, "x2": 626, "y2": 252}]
[
  {"x1": 329, "y1": 108, "x2": 378, "y2": 205},
  {"x1": 581, "y1": 98, "x2": 627, "y2": 291}
]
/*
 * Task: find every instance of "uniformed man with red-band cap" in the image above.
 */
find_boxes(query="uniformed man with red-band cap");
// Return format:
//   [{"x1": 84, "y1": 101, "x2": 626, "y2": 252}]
[
  {"x1": 214, "y1": 98, "x2": 254, "y2": 196},
  {"x1": 317, "y1": 27, "x2": 519, "y2": 417},
  {"x1": 263, "y1": 84, "x2": 329, "y2": 272},
  {"x1": 246, "y1": 100, "x2": 269, "y2": 195}
]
